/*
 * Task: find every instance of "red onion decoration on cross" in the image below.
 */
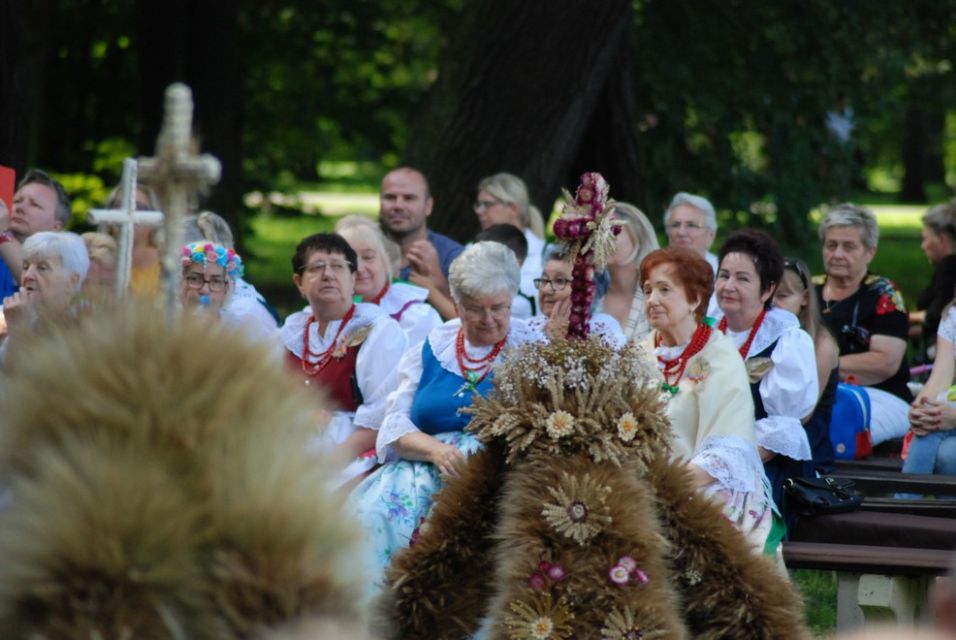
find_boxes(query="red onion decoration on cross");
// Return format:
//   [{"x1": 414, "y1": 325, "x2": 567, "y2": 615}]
[{"x1": 552, "y1": 172, "x2": 620, "y2": 340}]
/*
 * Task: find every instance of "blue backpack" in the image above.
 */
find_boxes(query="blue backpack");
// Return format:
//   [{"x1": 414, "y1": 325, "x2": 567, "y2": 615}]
[{"x1": 829, "y1": 383, "x2": 873, "y2": 460}]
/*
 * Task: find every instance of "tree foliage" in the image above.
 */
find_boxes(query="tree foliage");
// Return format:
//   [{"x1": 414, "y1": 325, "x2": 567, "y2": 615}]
[{"x1": 0, "y1": 0, "x2": 952, "y2": 248}]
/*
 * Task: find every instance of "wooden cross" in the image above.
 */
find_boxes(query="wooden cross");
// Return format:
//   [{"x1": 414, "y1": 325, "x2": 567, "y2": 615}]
[
  {"x1": 87, "y1": 158, "x2": 164, "y2": 297},
  {"x1": 138, "y1": 83, "x2": 221, "y2": 318}
]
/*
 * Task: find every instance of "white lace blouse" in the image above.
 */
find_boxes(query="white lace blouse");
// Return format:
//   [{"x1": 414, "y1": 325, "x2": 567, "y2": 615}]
[
  {"x1": 376, "y1": 318, "x2": 540, "y2": 462},
  {"x1": 723, "y1": 307, "x2": 816, "y2": 462},
  {"x1": 281, "y1": 302, "x2": 407, "y2": 443},
  {"x1": 379, "y1": 282, "x2": 442, "y2": 348}
]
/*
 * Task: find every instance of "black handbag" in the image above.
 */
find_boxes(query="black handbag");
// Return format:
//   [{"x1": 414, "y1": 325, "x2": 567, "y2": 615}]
[{"x1": 783, "y1": 476, "x2": 862, "y2": 516}]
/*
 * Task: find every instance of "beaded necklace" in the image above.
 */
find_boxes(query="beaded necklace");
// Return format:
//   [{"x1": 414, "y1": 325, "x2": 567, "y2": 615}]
[
  {"x1": 370, "y1": 281, "x2": 390, "y2": 305},
  {"x1": 454, "y1": 328, "x2": 507, "y2": 396},
  {"x1": 717, "y1": 307, "x2": 767, "y2": 359},
  {"x1": 301, "y1": 304, "x2": 356, "y2": 376},
  {"x1": 655, "y1": 323, "x2": 713, "y2": 395}
]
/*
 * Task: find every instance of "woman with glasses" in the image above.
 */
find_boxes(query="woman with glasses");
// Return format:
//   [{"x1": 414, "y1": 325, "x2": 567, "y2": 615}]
[
  {"x1": 351, "y1": 242, "x2": 539, "y2": 579},
  {"x1": 336, "y1": 215, "x2": 442, "y2": 347},
  {"x1": 714, "y1": 231, "x2": 818, "y2": 523},
  {"x1": 597, "y1": 202, "x2": 659, "y2": 342},
  {"x1": 815, "y1": 204, "x2": 911, "y2": 446},
  {"x1": 473, "y1": 173, "x2": 547, "y2": 319},
  {"x1": 530, "y1": 244, "x2": 624, "y2": 346},
  {"x1": 281, "y1": 233, "x2": 407, "y2": 486},
  {"x1": 773, "y1": 256, "x2": 838, "y2": 476},
  {"x1": 180, "y1": 241, "x2": 242, "y2": 316}
]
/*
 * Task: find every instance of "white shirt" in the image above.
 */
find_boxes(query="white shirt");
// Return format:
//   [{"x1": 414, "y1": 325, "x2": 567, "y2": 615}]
[
  {"x1": 376, "y1": 318, "x2": 540, "y2": 461},
  {"x1": 281, "y1": 302, "x2": 407, "y2": 445},
  {"x1": 527, "y1": 312, "x2": 625, "y2": 349},
  {"x1": 723, "y1": 307, "x2": 817, "y2": 461},
  {"x1": 378, "y1": 281, "x2": 442, "y2": 349},
  {"x1": 222, "y1": 277, "x2": 280, "y2": 344}
]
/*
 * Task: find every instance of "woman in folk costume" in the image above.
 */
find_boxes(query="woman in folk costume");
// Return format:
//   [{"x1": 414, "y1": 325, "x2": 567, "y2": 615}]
[
  {"x1": 641, "y1": 245, "x2": 780, "y2": 552},
  {"x1": 281, "y1": 233, "x2": 406, "y2": 486},
  {"x1": 351, "y1": 241, "x2": 539, "y2": 578},
  {"x1": 715, "y1": 230, "x2": 819, "y2": 523},
  {"x1": 376, "y1": 174, "x2": 809, "y2": 640},
  {"x1": 336, "y1": 215, "x2": 441, "y2": 348},
  {"x1": 529, "y1": 243, "x2": 625, "y2": 347}
]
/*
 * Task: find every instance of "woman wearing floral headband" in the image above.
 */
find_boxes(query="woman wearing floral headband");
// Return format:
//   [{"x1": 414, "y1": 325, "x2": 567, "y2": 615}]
[
  {"x1": 640, "y1": 246, "x2": 775, "y2": 553},
  {"x1": 180, "y1": 241, "x2": 243, "y2": 317}
]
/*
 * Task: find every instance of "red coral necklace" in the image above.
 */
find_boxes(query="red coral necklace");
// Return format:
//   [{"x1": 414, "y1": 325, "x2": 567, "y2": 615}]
[
  {"x1": 718, "y1": 307, "x2": 767, "y2": 359},
  {"x1": 655, "y1": 323, "x2": 712, "y2": 395},
  {"x1": 370, "y1": 281, "x2": 390, "y2": 304},
  {"x1": 301, "y1": 304, "x2": 356, "y2": 376},
  {"x1": 454, "y1": 328, "x2": 506, "y2": 396}
]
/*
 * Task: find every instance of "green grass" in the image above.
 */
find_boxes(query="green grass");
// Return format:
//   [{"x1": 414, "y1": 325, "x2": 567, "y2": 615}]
[{"x1": 792, "y1": 570, "x2": 837, "y2": 637}]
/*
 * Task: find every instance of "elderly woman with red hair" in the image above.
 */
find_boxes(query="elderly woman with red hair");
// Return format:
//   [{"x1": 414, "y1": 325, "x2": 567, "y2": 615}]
[{"x1": 640, "y1": 247, "x2": 776, "y2": 552}]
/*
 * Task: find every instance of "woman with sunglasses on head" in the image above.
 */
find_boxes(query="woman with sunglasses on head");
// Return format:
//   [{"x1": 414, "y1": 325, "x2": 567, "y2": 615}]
[
  {"x1": 281, "y1": 233, "x2": 407, "y2": 487},
  {"x1": 598, "y1": 202, "x2": 659, "y2": 342},
  {"x1": 714, "y1": 230, "x2": 818, "y2": 523},
  {"x1": 773, "y1": 256, "x2": 838, "y2": 476},
  {"x1": 473, "y1": 173, "x2": 547, "y2": 319},
  {"x1": 530, "y1": 244, "x2": 624, "y2": 347}
]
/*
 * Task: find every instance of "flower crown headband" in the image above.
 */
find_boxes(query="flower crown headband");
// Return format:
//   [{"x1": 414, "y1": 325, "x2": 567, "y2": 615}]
[{"x1": 181, "y1": 242, "x2": 244, "y2": 280}]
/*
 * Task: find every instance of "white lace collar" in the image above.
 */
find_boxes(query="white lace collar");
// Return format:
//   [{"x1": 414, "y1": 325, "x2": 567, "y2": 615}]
[
  {"x1": 379, "y1": 282, "x2": 428, "y2": 316},
  {"x1": 428, "y1": 317, "x2": 542, "y2": 375},
  {"x1": 281, "y1": 302, "x2": 382, "y2": 358},
  {"x1": 723, "y1": 307, "x2": 798, "y2": 358}
]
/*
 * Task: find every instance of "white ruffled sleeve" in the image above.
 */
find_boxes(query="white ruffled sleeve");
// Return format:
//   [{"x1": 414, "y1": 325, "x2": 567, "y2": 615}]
[
  {"x1": 691, "y1": 435, "x2": 765, "y2": 494},
  {"x1": 398, "y1": 302, "x2": 442, "y2": 348},
  {"x1": 353, "y1": 315, "x2": 408, "y2": 430},
  {"x1": 940, "y1": 307, "x2": 956, "y2": 345},
  {"x1": 375, "y1": 341, "x2": 426, "y2": 462},
  {"x1": 755, "y1": 327, "x2": 816, "y2": 461}
]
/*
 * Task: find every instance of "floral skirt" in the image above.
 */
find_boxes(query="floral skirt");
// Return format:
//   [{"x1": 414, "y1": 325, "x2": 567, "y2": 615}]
[
  {"x1": 349, "y1": 430, "x2": 484, "y2": 589},
  {"x1": 705, "y1": 476, "x2": 776, "y2": 555}
]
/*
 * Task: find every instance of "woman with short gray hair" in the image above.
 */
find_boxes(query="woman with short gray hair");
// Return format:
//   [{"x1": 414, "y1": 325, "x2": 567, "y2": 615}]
[
  {"x1": 351, "y1": 241, "x2": 539, "y2": 581},
  {"x1": 1, "y1": 232, "x2": 89, "y2": 360},
  {"x1": 815, "y1": 202, "x2": 911, "y2": 446}
]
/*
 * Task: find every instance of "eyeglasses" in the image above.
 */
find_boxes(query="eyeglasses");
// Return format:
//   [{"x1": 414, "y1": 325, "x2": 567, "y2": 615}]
[
  {"x1": 473, "y1": 199, "x2": 503, "y2": 211},
  {"x1": 184, "y1": 273, "x2": 228, "y2": 291},
  {"x1": 783, "y1": 257, "x2": 809, "y2": 291},
  {"x1": 533, "y1": 277, "x2": 572, "y2": 292},
  {"x1": 666, "y1": 221, "x2": 705, "y2": 232},
  {"x1": 300, "y1": 260, "x2": 352, "y2": 276},
  {"x1": 460, "y1": 302, "x2": 511, "y2": 320}
]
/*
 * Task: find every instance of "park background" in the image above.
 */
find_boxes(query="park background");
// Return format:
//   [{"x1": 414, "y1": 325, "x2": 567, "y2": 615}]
[{"x1": 2, "y1": 1, "x2": 956, "y2": 633}]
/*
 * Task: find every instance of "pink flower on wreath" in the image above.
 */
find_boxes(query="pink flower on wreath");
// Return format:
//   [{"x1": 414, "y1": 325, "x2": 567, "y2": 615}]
[
  {"x1": 547, "y1": 564, "x2": 567, "y2": 582},
  {"x1": 617, "y1": 555, "x2": 637, "y2": 573},
  {"x1": 608, "y1": 564, "x2": 630, "y2": 586},
  {"x1": 528, "y1": 572, "x2": 547, "y2": 590}
]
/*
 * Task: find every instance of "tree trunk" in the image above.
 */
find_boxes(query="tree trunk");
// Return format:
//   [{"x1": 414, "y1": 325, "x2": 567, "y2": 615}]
[
  {"x1": 403, "y1": 0, "x2": 635, "y2": 243},
  {"x1": 0, "y1": 0, "x2": 25, "y2": 173},
  {"x1": 136, "y1": 0, "x2": 243, "y2": 246},
  {"x1": 0, "y1": 0, "x2": 52, "y2": 175},
  {"x1": 901, "y1": 104, "x2": 928, "y2": 203}
]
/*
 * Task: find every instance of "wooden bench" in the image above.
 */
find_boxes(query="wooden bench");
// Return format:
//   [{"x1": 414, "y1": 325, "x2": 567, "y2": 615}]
[{"x1": 784, "y1": 510, "x2": 956, "y2": 629}]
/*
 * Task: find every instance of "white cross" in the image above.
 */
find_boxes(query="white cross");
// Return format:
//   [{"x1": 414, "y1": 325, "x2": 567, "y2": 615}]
[
  {"x1": 87, "y1": 158, "x2": 164, "y2": 297},
  {"x1": 138, "y1": 83, "x2": 221, "y2": 318}
]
